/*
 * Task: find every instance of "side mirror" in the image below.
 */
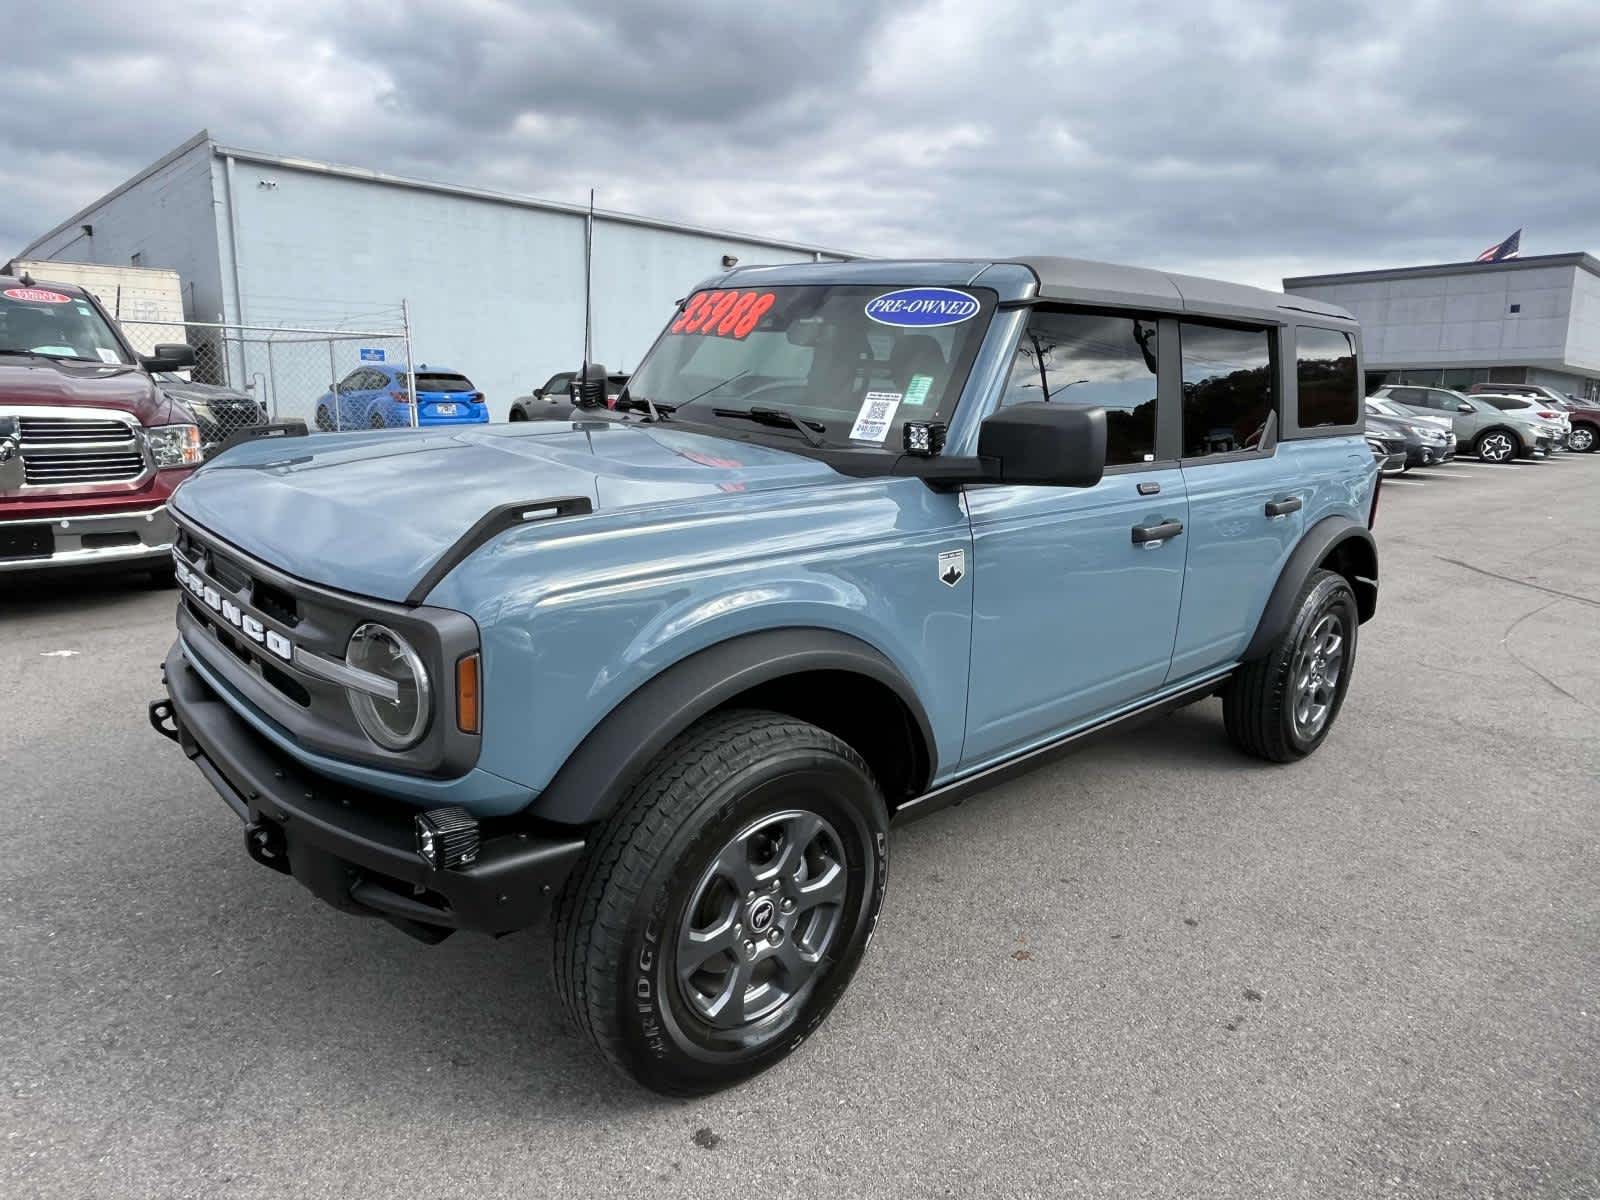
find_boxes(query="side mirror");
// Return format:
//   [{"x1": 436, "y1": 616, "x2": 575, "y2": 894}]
[
  {"x1": 142, "y1": 343, "x2": 196, "y2": 372},
  {"x1": 533, "y1": 388, "x2": 547, "y2": 400},
  {"x1": 1457, "y1": 402, "x2": 1474, "y2": 413},
  {"x1": 976, "y1": 402, "x2": 1106, "y2": 487}
]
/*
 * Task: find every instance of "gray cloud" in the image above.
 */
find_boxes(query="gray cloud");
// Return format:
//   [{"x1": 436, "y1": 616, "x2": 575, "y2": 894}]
[{"x1": 5, "y1": 0, "x2": 1598, "y2": 288}]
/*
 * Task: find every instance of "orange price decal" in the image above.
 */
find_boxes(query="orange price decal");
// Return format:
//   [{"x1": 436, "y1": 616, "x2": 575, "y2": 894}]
[{"x1": 670, "y1": 290, "x2": 776, "y2": 340}]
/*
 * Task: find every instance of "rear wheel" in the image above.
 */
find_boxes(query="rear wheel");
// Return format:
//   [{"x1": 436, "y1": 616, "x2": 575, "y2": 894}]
[
  {"x1": 1223, "y1": 569, "x2": 1358, "y2": 763},
  {"x1": 1475, "y1": 429, "x2": 1516, "y2": 463},
  {"x1": 1570, "y1": 423, "x2": 1597, "y2": 453},
  {"x1": 552, "y1": 709, "x2": 888, "y2": 1095},
  {"x1": 369, "y1": 412, "x2": 386, "y2": 429},
  {"x1": 508, "y1": 407, "x2": 527, "y2": 421}
]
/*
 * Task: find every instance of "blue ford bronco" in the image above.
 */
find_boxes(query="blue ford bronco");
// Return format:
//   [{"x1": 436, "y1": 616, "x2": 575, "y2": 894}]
[{"x1": 150, "y1": 257, "x2": 1379, "y2": 1094}]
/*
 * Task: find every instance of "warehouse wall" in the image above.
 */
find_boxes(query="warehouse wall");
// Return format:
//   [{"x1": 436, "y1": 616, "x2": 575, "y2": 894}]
[
  {"x1": 18, "y1": 136, "x2": 226, "y2": 325},
  {"x1": 1566, "y1": 265, "x2": 1600, "y2": 376},
  {"x1": 1292, "y1": 266, "x2": 1576, "y2": 370},
  {"x1": 224, "y1": 158, "x2": 838, "y2": 416}
]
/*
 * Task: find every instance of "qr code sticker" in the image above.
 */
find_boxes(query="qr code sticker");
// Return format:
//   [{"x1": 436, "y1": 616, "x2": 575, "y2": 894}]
[{"x1": 849, "y1": 391, "x2": 903, "y2": 442}]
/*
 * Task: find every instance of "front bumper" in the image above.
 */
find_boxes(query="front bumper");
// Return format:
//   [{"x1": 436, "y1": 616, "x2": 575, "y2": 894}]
[
  {"x1": 154, "y1": 640, "x2": 586, "y2": 939},
  {"x1": 0, "y1": 503, "x2": 174, "y2": 573}
]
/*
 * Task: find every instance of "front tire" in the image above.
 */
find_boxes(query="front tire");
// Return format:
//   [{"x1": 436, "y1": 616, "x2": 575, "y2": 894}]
[
  {"x1": 1569, "y1": 423, "x2": 1597, "y2": 453},
  {"x1": 1475, "y1": 429, "x2": 1516, "y2": 463},
  {"x1": 552, "y1": 710, "x2": 888, "y2": 1095},
  {"x1": 1223, "y1": 569, "x2": 1358, "y2": 763}
]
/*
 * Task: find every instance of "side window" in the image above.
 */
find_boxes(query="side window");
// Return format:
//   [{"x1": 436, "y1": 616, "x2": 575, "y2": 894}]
[
  {"x1": 1179, "y1": 323, "x2": 1275, "y2": 458},
  {"x1": 999, "y1": 310, "x2": 1159, "y2": 466},
  {"x1": 337, "y1": 371, "x2": 365, "y2": 394},
  {"x1": 1296, "y1": 327, "x2": 1357, "y2": 428},
  {"x1": 1392, "y1": 387, "x2": 1428, "y2": 408}
]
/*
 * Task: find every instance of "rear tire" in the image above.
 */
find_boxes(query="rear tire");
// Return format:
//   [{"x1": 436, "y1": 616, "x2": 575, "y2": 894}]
[
  {"x1": 1570, "y1": 423, "x2": 1597, "y2": 453},
  {"x1": 369, "y1": 412, "x2": 386, "y2": 429},
  {"x1": 552, "y1": 709, "x2": 888, "y2": 1096},
  {"x1": 1223, "y1": 569, "x2": 1358, "y2": 763}
]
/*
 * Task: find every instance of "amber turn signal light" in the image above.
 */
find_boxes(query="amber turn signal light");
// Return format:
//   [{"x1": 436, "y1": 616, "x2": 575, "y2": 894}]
[{"x1": 456, "y1": 652, "x2": 480, "y2": 734}]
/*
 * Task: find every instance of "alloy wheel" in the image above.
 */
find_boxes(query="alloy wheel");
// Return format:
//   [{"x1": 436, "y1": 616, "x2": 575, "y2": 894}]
[
  {"x1": 1570, "y1": 426, "x2": 1595, "y2": 452},
  {"x1": 677, "y1": 809, "x2": 847, "y2": 1031},
  {"x1": 1480, "y1": 432, "x2": 1514, "y2": 462},
  {"x1": 1291, "y1": 612, "x2": 1344, "y2": 740}
]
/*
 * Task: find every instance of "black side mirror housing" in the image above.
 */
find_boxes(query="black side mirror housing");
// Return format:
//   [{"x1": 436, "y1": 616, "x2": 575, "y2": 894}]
[
  {"x1": 976, "y1": 402, "x2": 1106, "y2": 487},
  {"x1": 141, "y1": 343, "x2": 196, "y2": 372}
]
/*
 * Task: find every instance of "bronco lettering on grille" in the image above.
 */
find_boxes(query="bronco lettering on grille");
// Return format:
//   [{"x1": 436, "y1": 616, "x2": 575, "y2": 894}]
[{"x1": 175, "y1": 554, "x2": 293, "y2": 661}]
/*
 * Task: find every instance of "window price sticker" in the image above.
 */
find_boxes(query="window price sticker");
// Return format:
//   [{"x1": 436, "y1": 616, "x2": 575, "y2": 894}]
[{"x1": 849, "y1": 391, "x2": 902, "y2": 442}]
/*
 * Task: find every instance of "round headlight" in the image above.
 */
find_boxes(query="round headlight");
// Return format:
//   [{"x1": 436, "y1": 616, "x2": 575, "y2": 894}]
[{"x1": 345, "y1": 623, "x2": 431, "y2": 750}]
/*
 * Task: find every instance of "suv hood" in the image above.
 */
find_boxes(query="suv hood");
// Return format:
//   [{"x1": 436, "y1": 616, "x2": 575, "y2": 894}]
[
  {"x1": 0, "y1": 357, "x2": 178, "y2": 425},
  {"x1": 170, "y1": 419, "x2": 842, "y2": 602}
]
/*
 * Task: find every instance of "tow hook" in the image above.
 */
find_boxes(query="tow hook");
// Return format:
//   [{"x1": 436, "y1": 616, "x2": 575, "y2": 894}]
[{"x1": 148, "y1": 698, "x2": 180, "y2": 743}]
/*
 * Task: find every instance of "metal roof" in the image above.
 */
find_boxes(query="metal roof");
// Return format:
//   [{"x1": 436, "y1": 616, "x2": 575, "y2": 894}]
[
  {"x1": 1284, "y1": 252, "x2": 1600, "y2": 290},
  {"x1": 16, "y1": 130, "x2": 861, "y2": 263}
]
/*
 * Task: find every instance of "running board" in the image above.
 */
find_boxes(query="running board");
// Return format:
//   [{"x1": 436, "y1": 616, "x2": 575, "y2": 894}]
[{"x1": 891, "y1": 672, "x2": 1232, "y2": 828}]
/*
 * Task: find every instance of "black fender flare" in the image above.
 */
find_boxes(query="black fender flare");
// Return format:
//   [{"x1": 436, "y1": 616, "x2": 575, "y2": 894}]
[
  {"x1": 530, "y1": 628, "x2": 938, "y2": 826},
  {"x1": 1242, "y1": 516, "x2": 1377, "y2": 662}
]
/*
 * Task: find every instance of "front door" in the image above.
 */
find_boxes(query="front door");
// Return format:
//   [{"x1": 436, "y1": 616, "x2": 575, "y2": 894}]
[{"x1": 962, "y1": 307, "x2": 1187, "y2": 765}]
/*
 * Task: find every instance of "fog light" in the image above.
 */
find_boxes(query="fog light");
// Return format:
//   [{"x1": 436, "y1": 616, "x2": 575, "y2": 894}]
[
  {"x1": 903, "y1": 421, "x2": 946, "y2": 456},
  {"x1": 415, "y1": 806, "x2": 479, "y2": 870}
]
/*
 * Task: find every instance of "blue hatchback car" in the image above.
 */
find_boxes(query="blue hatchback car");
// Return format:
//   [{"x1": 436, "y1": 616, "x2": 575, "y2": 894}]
[
  {"x1": 314, "y1": 363, "x2": 487, "y2": 430},
  {"x1": 155, "y1": 255, "x2": 1379, "y2": 1096}
]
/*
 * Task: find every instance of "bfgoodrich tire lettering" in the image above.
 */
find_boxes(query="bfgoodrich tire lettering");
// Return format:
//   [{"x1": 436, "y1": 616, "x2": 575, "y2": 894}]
[
  {"x1": 1223, "y1": 569, "x2": 1358, "y2": 763},
  {"x1": 552, "y1": 709, "x2": 888, "y2": 1095}
]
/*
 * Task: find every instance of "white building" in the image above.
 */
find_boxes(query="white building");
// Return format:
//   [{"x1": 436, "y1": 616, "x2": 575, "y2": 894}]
[
  {"x1": 1283, "y1": 253, "x2": 1600, "y2": 401},
  {"x1": 12, "y1": 130, "x2": 854, "y2": 414}
]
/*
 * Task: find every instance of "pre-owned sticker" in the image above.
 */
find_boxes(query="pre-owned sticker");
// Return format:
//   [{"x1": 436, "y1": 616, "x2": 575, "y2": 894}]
[
  {"x1": 3, "y1": 287, "x2": 71, "y2": 304},
  {"x1": 849, "y1": 391, "x2": 902, "y2": 442},
  {"x1": 938, "y1": 548, "x2": 966, "y2": 587},
  {"x1": 865, "y1": 288, "x2": 980, "y2": 328}
]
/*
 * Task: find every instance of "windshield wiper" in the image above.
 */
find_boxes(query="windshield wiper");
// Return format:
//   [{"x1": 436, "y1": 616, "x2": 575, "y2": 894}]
[
  {"x1": 711, "y1": 406, "x2": 827, "y2": 448},
  {"x1": 614, "y1": 387, "x2": 664, "y2": 422},
  {"x1": 0, "y1": 348, "x2": 106, "y2": 364}
]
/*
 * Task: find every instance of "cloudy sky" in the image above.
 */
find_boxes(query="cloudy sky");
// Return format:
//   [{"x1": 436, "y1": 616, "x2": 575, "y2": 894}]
[{"x1": 5, "y1": 0, "x2": 1598, "y2": 288}]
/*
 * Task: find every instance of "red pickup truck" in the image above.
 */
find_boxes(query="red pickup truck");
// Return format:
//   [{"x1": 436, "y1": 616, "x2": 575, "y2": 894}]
[{"x1": 0, "y1": 273, "x2": 201, "y2": 579}]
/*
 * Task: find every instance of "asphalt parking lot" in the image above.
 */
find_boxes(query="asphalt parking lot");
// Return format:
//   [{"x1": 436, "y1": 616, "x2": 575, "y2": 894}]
[{"x1": 3, "y1": 453, "x2": 1597, "y2": 1200}]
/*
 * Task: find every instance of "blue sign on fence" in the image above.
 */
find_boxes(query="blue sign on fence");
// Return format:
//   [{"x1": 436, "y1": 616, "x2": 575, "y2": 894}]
[{"x1": 359, "y1": 348, "x2": 386, "y2": 362}]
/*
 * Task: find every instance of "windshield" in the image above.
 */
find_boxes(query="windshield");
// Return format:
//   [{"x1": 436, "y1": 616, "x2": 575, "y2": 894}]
[
  {"x1": 0, "y1": 287, "x2": 132, "y2": 364},
  {"x1": 627, "y1": 284, "x2": 997, "y2": 449}
]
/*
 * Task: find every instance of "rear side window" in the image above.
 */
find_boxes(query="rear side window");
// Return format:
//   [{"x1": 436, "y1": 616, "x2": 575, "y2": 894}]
[
  {"x1": 1180, "y1": 323, "x2": 1275, "y2": 458},
  {"x1": 1296, "y1": 328, "x2": 1358, "y2": 428},
  {"x1": 415, "y1": 373, "x2": 475, "y2": 393},
  {"x1": 1488, "y1": 397, "x2": 1526, "y2": 411},
  {"x1": 999, "y1": 310, "x2": 1159, "y2": 466}
]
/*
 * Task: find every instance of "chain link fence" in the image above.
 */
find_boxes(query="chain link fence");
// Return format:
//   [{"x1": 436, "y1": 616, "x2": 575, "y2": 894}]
[{"x1": 118, "y1": 317, "x2": 414, "y2": 452}]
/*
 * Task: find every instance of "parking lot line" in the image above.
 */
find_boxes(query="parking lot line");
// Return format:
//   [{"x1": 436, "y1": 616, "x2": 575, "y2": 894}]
[{"x1": 1383, "y1": 477, "x2": 1425, "y2": 486}]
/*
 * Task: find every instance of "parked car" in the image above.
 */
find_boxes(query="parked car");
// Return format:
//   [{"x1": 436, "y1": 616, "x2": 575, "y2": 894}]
[
  {"x1": 509, "y1": 370, "x2": 630, "y2": 419},
  {"x1": 1371, "y1": 384, "x2": 1553, "y2": 462},
  {"x1": 1553, "y1": 396, "x2": 1600, "y2": 452},
  {"x1": 153, "y1": 372, "x2": 267, "y2": 455},
  {"x1": 151, "y1": 256, "x2": 1379, "y2": 1095},
  {"x1": 1364, "y1": 399, "x2": 1454, "y2": 467},
  {"x1": 1365, "y1": 427, "x2": 1408, "y2": 475},
  {"x1": 1473, "y1": 392, "x2": 1569, "y2": 449},
  {"x1": 314, "y1": 364, "x2": 487, "y2": 430},
  {"x1": 0, "y1": 272, "x2": 201, "y2": 579}
]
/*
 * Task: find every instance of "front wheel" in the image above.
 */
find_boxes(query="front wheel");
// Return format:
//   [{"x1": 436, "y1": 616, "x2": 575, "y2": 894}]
[
  {"x1": 1475, "y1": 429, "x2": 1517, "y2": 463},
  {"x1": 1569, "y1": 424, "x2": 1597, "y2": 453},
  {"x1": 1223, "y1": 569, "x2": 1358, "y2": 763},
  {"x1": 552, "y1": 710, "x2": 888, "y2": 1095}
]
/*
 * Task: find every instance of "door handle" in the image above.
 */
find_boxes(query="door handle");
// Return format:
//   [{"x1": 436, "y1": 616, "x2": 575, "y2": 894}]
[
  {"x1": 1131, "y1": 519, "x2": 1184, "y2": 545},
  {"x1": 1264, "y1": 497, "x2": 1303, "y2": 518}
]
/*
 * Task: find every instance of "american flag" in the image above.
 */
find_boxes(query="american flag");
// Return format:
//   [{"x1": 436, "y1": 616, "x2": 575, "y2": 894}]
[{"x1": 1475, "y1": 229, "x2": 1521, "y2": 262}]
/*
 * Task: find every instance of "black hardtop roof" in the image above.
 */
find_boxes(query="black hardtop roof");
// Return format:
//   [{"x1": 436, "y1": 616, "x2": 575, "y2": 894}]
[{"x1": 716, "y1": 256, "x2": 1355, "y2": 325}]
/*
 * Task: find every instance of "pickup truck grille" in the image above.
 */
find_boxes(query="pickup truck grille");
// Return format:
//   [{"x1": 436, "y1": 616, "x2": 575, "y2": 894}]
[
  {"x1": 24, "y1": 450, "x2": 148, "y2": 484},
  {"x1": 18, "y1": 415, "x2": 137, "y2": 444},
  {"x1": 8, "y1": 412, "x2": 149, "y2": 487}
]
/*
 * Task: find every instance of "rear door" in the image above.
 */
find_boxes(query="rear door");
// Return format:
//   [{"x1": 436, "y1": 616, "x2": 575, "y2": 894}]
[
  {"x1": 1168, "y1": 321, "x2": 1304, "y2": 680},
  {"x1": 963, "y1": 308, "x2": 1188, "y2": 764}
]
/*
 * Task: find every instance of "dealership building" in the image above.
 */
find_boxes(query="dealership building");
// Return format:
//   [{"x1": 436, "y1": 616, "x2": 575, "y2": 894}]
[
  {"x1": 1283, "y1": 253, "x2": 1600, "y2": 401},
  {"x1": 11, "y1": 131, "x2": 853, "y2": 414}
]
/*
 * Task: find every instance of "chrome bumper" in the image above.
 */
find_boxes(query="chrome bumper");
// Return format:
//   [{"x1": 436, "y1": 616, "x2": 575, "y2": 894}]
[{"x1": 0, "y1": 504, "x2": 174, "y2": 572}]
